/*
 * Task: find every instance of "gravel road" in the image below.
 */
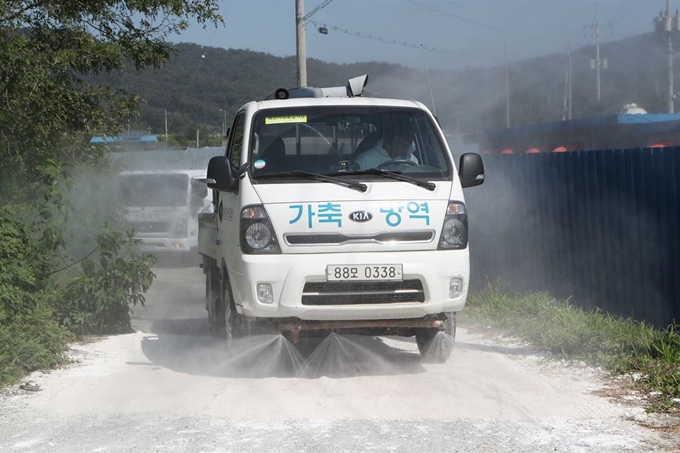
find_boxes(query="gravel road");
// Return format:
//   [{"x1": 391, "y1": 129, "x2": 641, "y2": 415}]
[{"x1": 0, "y1": 266, "x2": 677, "y2": 452}]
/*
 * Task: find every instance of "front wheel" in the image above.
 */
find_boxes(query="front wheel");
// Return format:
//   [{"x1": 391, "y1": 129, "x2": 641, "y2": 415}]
[
  {"x1": 415, "y1": 313, "x2": 456, "y2": 363},
  {"x1": 219, "y1": 267, "x2": 250, "y2": 345}
]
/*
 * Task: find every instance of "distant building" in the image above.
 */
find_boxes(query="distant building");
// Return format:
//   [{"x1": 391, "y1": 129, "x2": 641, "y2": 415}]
[
  {"x1": 109, "y1": 147, "x2": 224, "y2": 172},
  {"x1": 90, "y1": 130, "x2": 159, "y2": 144},
  {"x1": 468, "y1": 112, "x2": 680, "y2": 153}
]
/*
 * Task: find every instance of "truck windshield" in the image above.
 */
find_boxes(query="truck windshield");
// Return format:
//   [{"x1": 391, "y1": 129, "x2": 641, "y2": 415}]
[
  {"x1": 117, "y1": 173, "x2": 189, "y2": 208},
  {"x1": 249, "y1": 106, "x2": 451, "y2": 180}
]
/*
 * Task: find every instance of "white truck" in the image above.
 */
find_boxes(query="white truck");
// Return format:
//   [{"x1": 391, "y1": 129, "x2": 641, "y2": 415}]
[
  {"x1": 114, "y1": 148, "x2": 223, "y2": 263},
  {"x1": 198, "y1": 75, "x2": 484, "y2": 361},
  {"x1": 117, "y1": 169, "x2": 210, "y2": 259}
]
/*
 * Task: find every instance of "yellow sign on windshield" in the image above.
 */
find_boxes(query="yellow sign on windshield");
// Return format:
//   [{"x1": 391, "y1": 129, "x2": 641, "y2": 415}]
[{"x1": 265, "y1": 115, "x2": 308, "y2": 125}]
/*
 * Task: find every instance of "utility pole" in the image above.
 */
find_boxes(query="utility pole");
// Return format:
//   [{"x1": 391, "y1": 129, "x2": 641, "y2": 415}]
[
  {"x1": 667, "y1": 0, "x2": 674, "y2": 113},
  {"x1": 219, "y1": 108, "x2": 227, "y2": 136},
  {"x1": 568, "y1": 45, "x2": 573, "y2": 120},
  {"x1": 654, "y1": 0, "x2": 676, "y2": 113},
  {"x1": 164, "y1": 108, "x2": 168, "y2": 141},
  {"x1": 585, "y1": 5, "x2": 606, "y2": 102},
  {"x1": 504, "y1": 42, "x2": 510, "y2": 129},
  {"x1": 669, "y1": 0, "x2": 674, "y2": 113},
  {"x1": 563, "y1": 44, "x2": 573, "y2": 121},
  {"x1": 595, "y1": 5, "x2": 601, "y2": 102},
  {"x1": 295, "y1": 0, "x2": 307, "y2": 87},
  {"x1": 294, "y1": 0, "x2": 334, "y2": 87}
]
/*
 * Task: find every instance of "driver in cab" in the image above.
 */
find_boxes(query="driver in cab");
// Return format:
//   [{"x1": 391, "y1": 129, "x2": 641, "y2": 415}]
[{"x1": 354, "y1": 128, "x2": 418, "y2": 170}]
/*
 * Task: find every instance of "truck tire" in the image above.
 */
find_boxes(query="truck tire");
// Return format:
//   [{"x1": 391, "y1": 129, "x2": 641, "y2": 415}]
[
  {"x1": 203, "y1": 255, "x2": 210, "y2": 301},
  {"x1": 205, "y1": 257, "x2": 220, "y2": 303},
  {"x1": 219, "y1": 266, "x2": 250, "y2": 344},
  {"x1": 207, "y1": 259, "x2": 225, "y2": 336},
  {"x1": 415, "y1": 313, "x2": 456, "y2": 363}
]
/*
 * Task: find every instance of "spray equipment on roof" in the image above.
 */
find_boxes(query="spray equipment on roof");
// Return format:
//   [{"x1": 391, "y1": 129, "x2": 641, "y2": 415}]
[{"x1": 266, "y1": 74, "x2": 369, "y2": 100}]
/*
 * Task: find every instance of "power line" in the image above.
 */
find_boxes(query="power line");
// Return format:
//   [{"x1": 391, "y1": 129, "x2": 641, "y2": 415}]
[
  {"x1": 308, "y1": 19, "x2": 501, "y2": 63},
  {"x1": 621, "y1": 0, "x2": 664, "y2": 26},
  {"x1": 618, "y1": 0, "x2": 641, "y2": 23},
  {"x1": 302, "y1": 0, "x2": 335, "y2": 22},
  {"x1": 405, "y1": 0, "x2": 568, "y2": 45},
  {"x1": 437, "y1": 0, "x2": 558, "y2": 33},
  {"x1": 610, "y1": 0, "x2": 634, "y2": 23}
]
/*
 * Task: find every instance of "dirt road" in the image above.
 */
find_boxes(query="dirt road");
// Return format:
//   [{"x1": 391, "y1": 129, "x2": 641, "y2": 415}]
[{"x1": 0, "y1": 266, "x2": 675, "y2": 452}]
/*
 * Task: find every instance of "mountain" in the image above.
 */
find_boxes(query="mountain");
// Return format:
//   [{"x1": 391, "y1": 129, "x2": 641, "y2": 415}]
[{"x1": 93, "y1": 32, "x2": 678, "y2": 139}]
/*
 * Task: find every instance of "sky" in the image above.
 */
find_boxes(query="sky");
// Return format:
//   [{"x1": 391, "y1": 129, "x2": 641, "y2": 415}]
[{"x1": 171, "y1": 0, "x2": 668, "y2": 71}]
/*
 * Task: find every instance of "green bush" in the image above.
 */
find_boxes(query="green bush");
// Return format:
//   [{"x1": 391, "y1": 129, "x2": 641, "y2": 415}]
[
  {"x1": 0, "y1": 306, "x2": 71, "y2": 383},
  {"x1": 0, "y1": 161, "x2": 156, "y2": 385},
  {"x1": 54, "y1": 228, "x2": 155, "y2": 335},
  {"x1": 0, "y1": 208, "x2": 71, "y2": 383},
  {"x1": 0, "y1": 0, "x2": 220, "y2": 386}
]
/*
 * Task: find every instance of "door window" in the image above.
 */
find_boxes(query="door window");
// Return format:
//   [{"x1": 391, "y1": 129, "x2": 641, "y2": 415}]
[{"x1": 228, "y1": 113, "x2": 245, "y2": 168}]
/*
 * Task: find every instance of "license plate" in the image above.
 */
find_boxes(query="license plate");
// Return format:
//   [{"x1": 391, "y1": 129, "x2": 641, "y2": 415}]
[{"x1": 326, "y1": 264, "x2": 403, "y2": 281}]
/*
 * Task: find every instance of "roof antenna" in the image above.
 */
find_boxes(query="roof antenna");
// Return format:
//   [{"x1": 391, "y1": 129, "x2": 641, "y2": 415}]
[{"x1": 421, "y1": 45, "x2": 437, "y2": 117}]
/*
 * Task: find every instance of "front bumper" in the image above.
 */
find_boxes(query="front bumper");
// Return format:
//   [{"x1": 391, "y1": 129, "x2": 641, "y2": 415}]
[
  {"x1": 137, "y1": 237, "x2": 197, "y2": 254},
  {"x1": 230, "y1": 250, "x2": 469, "y2": 321}
]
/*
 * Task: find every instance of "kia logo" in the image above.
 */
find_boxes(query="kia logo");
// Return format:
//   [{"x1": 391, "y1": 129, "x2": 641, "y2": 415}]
[{"x1": 349, "y1": 211, "x2": 373, "y2": 222}]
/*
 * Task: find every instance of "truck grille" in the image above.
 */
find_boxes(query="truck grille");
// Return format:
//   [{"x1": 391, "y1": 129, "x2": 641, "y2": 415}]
[
  {"x1": 130, "y1": 221, "x2": 170, "y2": 234},
  {"x1": 301, "y1": 280, "x2": 425, "y2": 305},
  {"x1": 285, "y1": 231, "x2": 435, "y2": 246}
]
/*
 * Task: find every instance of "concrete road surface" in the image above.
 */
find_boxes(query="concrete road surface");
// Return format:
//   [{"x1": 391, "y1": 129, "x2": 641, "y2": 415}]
[{"x1": 0, "y1": 266, "x2": 676, "y2": 452}]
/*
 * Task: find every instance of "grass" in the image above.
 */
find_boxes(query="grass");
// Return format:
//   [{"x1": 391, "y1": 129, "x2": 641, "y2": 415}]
[
  {"x1": 0, "y1": 308, "x2": 72, "y2": 386},
  {"x1": 465, "y1": 282, "x2": 680, "y2": 413}
]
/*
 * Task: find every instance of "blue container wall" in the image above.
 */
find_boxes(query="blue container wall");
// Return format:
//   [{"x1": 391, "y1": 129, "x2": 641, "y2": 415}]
[{"x1": 465, "y1": 148, "x2": 680, "y2": 327}]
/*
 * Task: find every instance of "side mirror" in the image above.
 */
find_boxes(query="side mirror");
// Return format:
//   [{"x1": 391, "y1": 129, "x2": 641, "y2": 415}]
[
  {"x1": 207, "y1": 156, "x2": 238, "y2": 193},
  {"x1": 458, "y1": 153, "x2": 485, "y2": 188},
  {"x1": 192, "y1": 183, "x2": 208, "y2": 199}
]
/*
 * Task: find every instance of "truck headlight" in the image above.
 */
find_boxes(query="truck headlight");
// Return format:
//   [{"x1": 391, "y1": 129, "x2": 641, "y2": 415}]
[
  {"x1": 442, "y1": 218, "x2": 465, "y2": 246},
  {"x1": 172, "y1": 215, "x2": 188, "y2": 238},
  {"x1": 245, "y1": 223, "x2": 272, "y2": 249},
  {"x1": 240, "y1": 205, "x2": 280, "y2": 254},
  {"x1": 437, "y1": 201, "x2": 468, "y2": 250}
]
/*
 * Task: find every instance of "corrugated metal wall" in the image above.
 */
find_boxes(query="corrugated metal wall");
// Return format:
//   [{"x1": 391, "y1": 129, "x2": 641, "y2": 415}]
[{"x1": 465, "y1": 148, "x2": 680, "y2": 327}]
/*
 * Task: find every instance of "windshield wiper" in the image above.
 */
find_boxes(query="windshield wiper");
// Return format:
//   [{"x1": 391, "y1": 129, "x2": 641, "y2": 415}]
[
  {"x1": 254, "y1": 170, "x2": 367, "y2": 192},
  {"x1": 329, "y1": 168, "x2": 436, "y2": 191}
]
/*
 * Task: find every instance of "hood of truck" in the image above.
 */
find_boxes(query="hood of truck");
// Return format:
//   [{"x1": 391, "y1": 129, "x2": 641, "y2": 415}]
[{"x1": 251, "y1": 181, "x2": 456, "y2": 254}]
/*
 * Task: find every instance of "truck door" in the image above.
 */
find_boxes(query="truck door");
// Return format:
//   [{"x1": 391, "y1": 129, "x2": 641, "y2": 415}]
[{"x1": 217, "y1": 112, "x2": 246, "y2": 270}]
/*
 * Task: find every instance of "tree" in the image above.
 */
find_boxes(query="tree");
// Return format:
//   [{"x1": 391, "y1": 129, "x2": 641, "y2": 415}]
[
  {"x1": 0, "y1": 0, "x2": 223, "y2": 383},
  {"x1": 0, "y1": 0, "x2": 222, "y2": 195}
]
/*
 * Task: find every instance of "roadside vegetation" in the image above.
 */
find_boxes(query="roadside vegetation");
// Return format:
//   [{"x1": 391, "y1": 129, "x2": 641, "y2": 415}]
[
  {"x1": 0, "y1": 159, "x2": 156, "y2": 384},
  {"x1": 465, "y1": 283, "x2": 680, "y2": 413},
  {"x1": 0, "y1": 0, "x2": 221, "y2": 386}
]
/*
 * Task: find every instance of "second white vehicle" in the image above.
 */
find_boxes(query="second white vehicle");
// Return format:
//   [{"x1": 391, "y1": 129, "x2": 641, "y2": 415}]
[{"x1": 114, "y1": 148, "x2": 223, "y2": 262}]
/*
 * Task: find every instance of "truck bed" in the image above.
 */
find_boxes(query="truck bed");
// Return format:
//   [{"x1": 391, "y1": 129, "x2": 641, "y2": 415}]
[{"x1": 197, "y1": 212, "x2": 218, "y2": 259}]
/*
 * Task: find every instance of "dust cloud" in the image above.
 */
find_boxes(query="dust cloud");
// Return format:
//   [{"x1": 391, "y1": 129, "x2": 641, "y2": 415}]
[{"x1": 140, "y1": 329, "x2": 429, "y2": 380}]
